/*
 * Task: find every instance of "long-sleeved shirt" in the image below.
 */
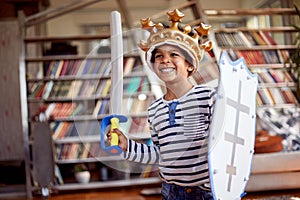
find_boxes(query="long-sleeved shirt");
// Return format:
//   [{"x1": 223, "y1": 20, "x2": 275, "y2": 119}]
[{"x1": 124, "y1": 85, "x2": 216, "y2": 187}]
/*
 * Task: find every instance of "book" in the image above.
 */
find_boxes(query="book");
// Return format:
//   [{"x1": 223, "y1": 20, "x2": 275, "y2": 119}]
[
  {"x1": 268, "y1": 88, "x2": 285, "y2": 105},
  {"x1": 98, "y1": 99, "x2": 109, "y2": 115},
  {"x1": 70, "y1": 60, "x2": 80, "y2": 75},
  {"x1": 35, "y1": 83, "x2": 46, "y2": 98},
  {"x1": 45, "y1": 103, "x2": 56, "y2": 118},
  {"x1": 29, "y1": 82, "x2": 44, "y2": 98},
  {"x1": 123, "y1": 57, "x2": 136, "y2": 75},
  {"x1": 57, "y1": 81, "x2": 72, "y2": 97},
  {"x1": 93, "y1": 100, "x2": 103, "y2": 116},
  {"x1": 80, "y1": 142, "x2": 91, "y2": 159},
  {"x1": 91, "y1": 59, "x2": 103, "y2": 74},
  {"x1": 85, "y1": 120, "x2": 99, "y2": 136},
  {"x1": 101, "y1": 79, "x2": 111, "y2": 96},
  {"x1": 256, "y1": 93, "x2": 263, "y2": 106},
  {"x1": 71, "y1": 103, "x2": 86, "y2": 116},
  {"x1": 49, "y1": 61, "x2": 60, "y2": 78},
  {"x1": 258, "y1": 88, "x2": 274, "y2": 105},
  {"x1": 280, "y1": 88, "x2": 298, "y2": 104},
  {"x1": 54, "y1": 165, "x2": 64, "y2": 184},
  {"x1": 259, "y1": 31, "x2": 277, "y2": 45},
  {"x1": 49, "y1": 81, "x2": 63, "y2": 97},
  {"x1": 67, "y1": 80, "x2": 83, "y2": 98},
  {"x1": 249, "y1": 31, "x2": 268, "y2": 45},
  {"x1": 81, "y1": 59, "x2": 93, "y2": 75},
  {"x1": 59, "y1": 60, "x2": 70, "y2": 76},
  {"x1": 45, "y1": 61, "x2": 56, "y2": 77},
  {"x1": 126, "y1": 77, "x2": 142, "y2": 95},
  {"x1": 101, "y1": 59, "x2": 112, "y2": 76},
  {"x1": 268, "y1": 69, "x2": 284, "y2": 83},
  {"x1": 42, "y1": 81, "x2": 54, "y2": 98},
  {"x1": 237, "y1": 31, "x2": 252, "y2": 47},
  {"x1": 258, "y1": 69, "x2": 276, "y2": 83},
  {"x1": 52, "y1": 122, "x2": 63, "y2": 139},
  {"x1": 55, "y1": 60, "x2": 64, "y2": 77},
  {"x1": 75, "y1": 59, "x2": 87, "y2": 76}
]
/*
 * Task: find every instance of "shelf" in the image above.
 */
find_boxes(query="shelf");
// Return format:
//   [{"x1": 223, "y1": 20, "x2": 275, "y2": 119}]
[
  {"x1": 204, "y1": 8, "x2": 296, "y2": 16},
  {"x1": 24, "y1": 31, "x2": 133, "y2": 43},
  {"x1": 24, "y1": 34, "x2": 111, "y2": 43},
  {"x1": 248, "y1": 64, "x2": 292, "y2": 69},
  {"x1": 258, "y1": 82, "x2": 297, "y2": 88},
  {"x1": 220, "y1": 45, "x2": 297, "y2": 51},
  {"x1": 53, "y1": 177, "x2": 161, "y2": 191},
  {"x1": 56, "y1": 156, "x2": 125, "y2": 164},
  {"x1": 25, "y1": 54, "x2": 111, "y2": 62},
  {"x1": 257, "y1": 103, "x2": 299, "y2": 109},
  {"x1": 213, "y1": 27, "x2": 298, "y2": 33},
  {"x1": 54, "y1": 135, "x2": 100, "y2": 144},
  {"x1": 26, "y1": 72, "x2": 147, "y2": 82}
]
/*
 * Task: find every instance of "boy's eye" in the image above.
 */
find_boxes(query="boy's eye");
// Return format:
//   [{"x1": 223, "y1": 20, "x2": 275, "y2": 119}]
[
  {"x1": 170, "y1": 52, "x2": 180, "y2": 57},
  {"x1": 155, "y1": 54, "x2": 163, "y2": 59}
]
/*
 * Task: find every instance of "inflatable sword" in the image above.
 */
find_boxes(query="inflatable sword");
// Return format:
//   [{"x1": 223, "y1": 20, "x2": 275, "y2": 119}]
[{"x1": 100, "y1": 11, "x2": 127, "y2": 155}]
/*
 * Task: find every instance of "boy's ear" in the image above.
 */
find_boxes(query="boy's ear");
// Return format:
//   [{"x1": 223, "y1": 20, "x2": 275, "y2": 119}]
[{"x1": 187, "y1": 65, "x2": 194, "y2": 72}]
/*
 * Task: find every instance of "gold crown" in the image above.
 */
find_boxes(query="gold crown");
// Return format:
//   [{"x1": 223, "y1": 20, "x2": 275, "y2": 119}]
[{"x1": 138, "y1": 9, "x2": 213, "y2": 72}]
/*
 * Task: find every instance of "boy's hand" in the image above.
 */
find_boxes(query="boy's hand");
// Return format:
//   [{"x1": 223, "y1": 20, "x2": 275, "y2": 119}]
[{"x1": 107, "y1": 128, "x2": 128, "y2": 152}]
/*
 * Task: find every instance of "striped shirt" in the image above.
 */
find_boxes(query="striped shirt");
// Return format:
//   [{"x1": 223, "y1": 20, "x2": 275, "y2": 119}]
[{"x1": 124, "y1": 85, "x2": 216, "y2": 187}]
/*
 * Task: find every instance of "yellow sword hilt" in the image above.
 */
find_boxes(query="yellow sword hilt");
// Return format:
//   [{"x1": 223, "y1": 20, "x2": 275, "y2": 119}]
[{"x1": 110, "y1": 117, "x2": 119, "y2": 146}]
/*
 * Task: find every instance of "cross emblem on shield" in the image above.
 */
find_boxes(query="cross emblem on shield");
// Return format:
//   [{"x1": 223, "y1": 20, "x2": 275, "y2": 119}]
[{"x1": 208, "y1": 51, "x2": 258, "y2": 200}]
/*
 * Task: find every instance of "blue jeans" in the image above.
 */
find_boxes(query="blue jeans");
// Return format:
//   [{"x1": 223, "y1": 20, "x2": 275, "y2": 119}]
[{"x1": 161, "y1": 182, "x2": 214, "y2": 200}]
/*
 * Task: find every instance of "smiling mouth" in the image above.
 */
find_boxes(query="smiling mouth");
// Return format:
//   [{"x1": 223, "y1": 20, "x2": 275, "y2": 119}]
[{"x1": 160, "y1": 67, "x2": 175, "y2": 73}]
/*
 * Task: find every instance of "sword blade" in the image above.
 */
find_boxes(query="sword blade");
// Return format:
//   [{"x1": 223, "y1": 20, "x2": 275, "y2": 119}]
[{"x1": 110, "y1": 11, "x2": 123, "y2": 115}]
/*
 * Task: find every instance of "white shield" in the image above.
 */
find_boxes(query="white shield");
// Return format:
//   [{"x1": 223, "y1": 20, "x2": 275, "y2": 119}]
[{"x1": 208, "y1": 51, "x2": 258, "y2": 200}]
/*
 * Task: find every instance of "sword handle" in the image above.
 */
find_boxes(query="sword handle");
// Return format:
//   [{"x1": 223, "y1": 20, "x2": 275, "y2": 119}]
[
  {"x1": 110, "y1": 117, "x2": 119, "y2": 146},
  {"x1": 100, "y1": 115, "x2": 127, "y2": 155}
]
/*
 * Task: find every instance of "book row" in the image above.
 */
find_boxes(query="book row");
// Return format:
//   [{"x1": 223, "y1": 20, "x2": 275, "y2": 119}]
[
  {"x1": 228, "y1": 49, "x2": 290, "y2": 65},
  {"x1": 252, "y1": 68, "x2": 296, "y2": 84},
  {"x1": 257, "y1": 87, "x2": 299, "y2": 106},
  {"x1": 33, "y1": 93, "x2": 154, "y2": 120},
  {"x1": 44, "y1": 57, "x2": 138, "y2": 78},
  {"x1": 29, "y1": 76, "x2": 150, "y2": 99},
  {"x1": 215, "y1": 30, "x2": 279, "y2": 48}
]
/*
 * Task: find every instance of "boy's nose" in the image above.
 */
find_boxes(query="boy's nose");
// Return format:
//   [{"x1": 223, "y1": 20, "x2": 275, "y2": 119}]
[{"x1": 162, "y1": 56, "x2": 171, "y2": 63}]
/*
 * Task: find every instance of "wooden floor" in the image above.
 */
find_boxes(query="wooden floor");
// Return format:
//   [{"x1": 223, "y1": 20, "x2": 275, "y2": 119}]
[
  {"x1": 3, "y1": 187, "x2": 300, "y2": 200},
  {"x1": 28, "y1": 188, "x2": 300, "y2": 200}
]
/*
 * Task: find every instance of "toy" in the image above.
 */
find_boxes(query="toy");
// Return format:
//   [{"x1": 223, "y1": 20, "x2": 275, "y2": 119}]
[{"x1": 100, "y1": 11, "x2": 127, "y2": 155}]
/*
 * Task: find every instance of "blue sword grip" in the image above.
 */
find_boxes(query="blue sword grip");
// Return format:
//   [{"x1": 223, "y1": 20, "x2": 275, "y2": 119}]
[{"x1": 100, "y1": 114, "x2": 127, "y2": 155}]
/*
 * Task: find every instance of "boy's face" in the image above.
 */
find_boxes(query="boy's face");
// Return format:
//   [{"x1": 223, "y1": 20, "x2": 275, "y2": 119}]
[{"x1": 152, "y1": 45, "x2": 194, "y2": 84}]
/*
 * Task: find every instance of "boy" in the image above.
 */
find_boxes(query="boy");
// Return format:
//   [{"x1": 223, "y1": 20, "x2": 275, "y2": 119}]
[{"x1": 109, "y1": 9, "x2": 216, "y2": 200}]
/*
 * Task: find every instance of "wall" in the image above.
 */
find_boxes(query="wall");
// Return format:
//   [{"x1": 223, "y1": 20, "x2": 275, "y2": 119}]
[{"x1": 0, "y1": 20, "x2": 25, "y2": 161}]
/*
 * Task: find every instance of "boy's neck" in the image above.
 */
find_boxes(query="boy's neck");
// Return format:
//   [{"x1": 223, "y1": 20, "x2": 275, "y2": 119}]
[{"x1": 164, "y1": 82, "x2": 194, "y2": 101}]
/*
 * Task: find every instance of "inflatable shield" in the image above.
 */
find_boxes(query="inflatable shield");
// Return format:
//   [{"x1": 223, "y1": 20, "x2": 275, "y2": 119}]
[{"x1": 208, "y1": 51, "x2": 258, "y2": 200}]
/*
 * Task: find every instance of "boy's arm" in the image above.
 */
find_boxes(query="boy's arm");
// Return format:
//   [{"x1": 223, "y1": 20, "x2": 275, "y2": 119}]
[
  {"x1": 124, "y1": 139, "x2": 160, "y2": 165},
  {"x1": 112, "y1": 128, "x2": 160, "y2": 165}
]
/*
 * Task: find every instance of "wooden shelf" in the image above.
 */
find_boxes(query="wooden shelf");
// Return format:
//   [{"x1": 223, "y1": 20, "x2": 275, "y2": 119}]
[
  {"x1": 213, "y1": 27, "x2": 297, "y2": 33},
  {"x1": 56, "y1": 156, "x2": 125, "y2": 164},
  {"x1": 258, "y1": 82, "x2": 297, "y2": 88},
  {"x1": 204, "y1": 8, "x2": 296, "y2": 16},
  {"x1": 220, "y1": 45, "x2": 297, "y2": 51},
  {"x1": 24, "y1": 34, "x2": 111, "y2": 43},
  {"x1": 53, "y1": 177, "x2": 161, "y2": 191}
]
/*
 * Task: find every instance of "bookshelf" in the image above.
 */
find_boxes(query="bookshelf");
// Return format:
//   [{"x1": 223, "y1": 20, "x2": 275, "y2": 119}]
[
  {"x1": 23, "y1": 33, "x2": 162, "y2": 194},
  {"x1": 205, "y1": 4, "x2": 300, "y2": 191}
]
